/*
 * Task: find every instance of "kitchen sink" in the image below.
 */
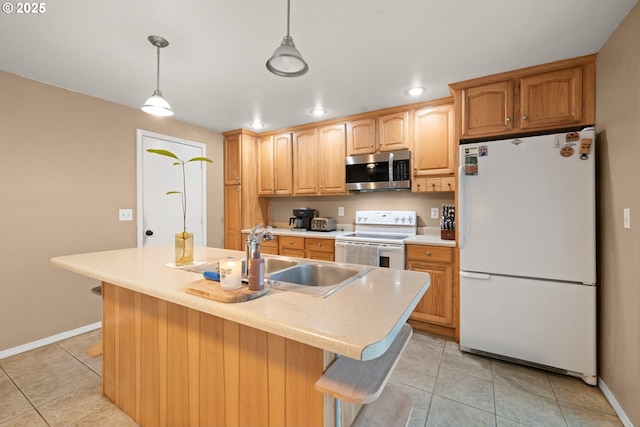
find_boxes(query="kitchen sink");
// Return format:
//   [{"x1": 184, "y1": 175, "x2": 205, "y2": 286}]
[
  {"x1": 264, "y1": 257, "x2": 298, "y2": 274},
  {"x1": 266, "y1": 262, "x2": 373, "y2": 297}
]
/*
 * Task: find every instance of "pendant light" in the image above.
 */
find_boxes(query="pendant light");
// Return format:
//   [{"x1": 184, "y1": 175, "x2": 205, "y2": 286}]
[
  {"x1": 266, "y1": 0, "x2": 308, "y2": 77},
  {"x1": 142, "y1": 35, "x2": 174, "y2": 117}
]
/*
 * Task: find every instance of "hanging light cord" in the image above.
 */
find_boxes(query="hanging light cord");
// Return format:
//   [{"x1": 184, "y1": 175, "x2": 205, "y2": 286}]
[
  {"x1": 155, "y1": 46, "x2": 161, "y2": 92},
  {"x1": 286, "y1": 0, "x2": 291, "y2": 37}
]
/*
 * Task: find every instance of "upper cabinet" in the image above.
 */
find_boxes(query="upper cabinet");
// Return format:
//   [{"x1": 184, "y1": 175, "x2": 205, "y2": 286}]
[
  {"x1": 412, "y1": 102, "x2": 456, "y2": 176},
  {"x1": 292, "y1": 124, "x2": 347, "y2": 196},
  {"x1": 451, "y1": 54, "x2": 595, "y2": 140},
  {"x1": 378, "y1": 111, "x2": 410, "y2": 152},
  {"x1": 224, "y1": 134, "x2": 241, "y2": 185},
  {"x1": 258, "y1": 133, "x2": 293, "y2": 196},
  {"x1": 346, "y1": 118, "x2": 376, "y2": 156},
  {"x1": 345, "y1": 112, "x2": 410, "y2": 156}
]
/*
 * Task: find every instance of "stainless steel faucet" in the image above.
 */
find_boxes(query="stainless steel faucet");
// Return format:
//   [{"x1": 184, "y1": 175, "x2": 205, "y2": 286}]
[{"x1": 244, "y1": 223, "x2": 273, "y2": 278}]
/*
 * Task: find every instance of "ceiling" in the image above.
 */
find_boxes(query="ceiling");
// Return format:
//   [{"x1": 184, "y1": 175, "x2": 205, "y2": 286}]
[{"x1": 1, "y1": 0, "x2": 636, "y2": 133}]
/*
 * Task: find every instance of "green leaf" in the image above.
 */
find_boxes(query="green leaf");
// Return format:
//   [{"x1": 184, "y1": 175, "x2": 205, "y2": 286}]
[
  {"x1": 146, "y1": 149, "x2": 179, "y2": 160},
  {"x1": 186, "y1": 157, "x2": 213, "y2": 163}
]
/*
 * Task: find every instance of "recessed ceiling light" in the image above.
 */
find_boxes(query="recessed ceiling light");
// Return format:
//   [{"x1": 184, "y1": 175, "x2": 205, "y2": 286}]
[
  {"x1": 406, "y1": 87, "x2": 426, "y2": 96},
  {"x1": 311, "y1": 108, "x2": 327, "y2": 116},
  {"x1": 249, "y1": 121, "x2": 265, "y2": 129}
]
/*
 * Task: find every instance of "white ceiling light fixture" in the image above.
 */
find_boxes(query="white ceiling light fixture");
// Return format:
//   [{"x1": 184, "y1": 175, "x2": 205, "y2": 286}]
[
  {"x1": 249, "y1": 121, "x2": 265, "y2": 129},
  {"x1": 406, "y1": 86, "x2": 426, "y2": 97},
  {"x1": 266, "y1": 0, "x2": 309, "y2": 77},
  {"x1": 142, "y1": 35, "x2": 174, "y2": 117},
  {"x1": 311, "y1": 108, "x2": 327, "y2": 116}
]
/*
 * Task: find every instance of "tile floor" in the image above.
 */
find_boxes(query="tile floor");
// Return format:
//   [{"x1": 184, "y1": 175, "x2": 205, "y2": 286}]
[{"x1": 0, "y1": 329, "x2": 623, "y2": 427}]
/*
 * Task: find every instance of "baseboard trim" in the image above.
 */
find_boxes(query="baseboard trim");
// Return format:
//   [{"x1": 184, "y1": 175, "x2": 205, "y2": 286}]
[
  {"x1": 0, "y1": 322, "x2": 102, "y2": 360},
  {"x1": 599, "y1": 378, "x2": 635, "y2": 427}
]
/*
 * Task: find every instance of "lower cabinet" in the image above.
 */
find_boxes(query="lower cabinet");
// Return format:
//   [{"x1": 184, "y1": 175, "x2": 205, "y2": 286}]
[
  {"x1": 405, "y1": 244, "x2": 457, "y2": 338},
  {"x1": 242, "y1": 234, "x2": 279, "y2": 255},
  {"x1": 278, "y1": 236, "x2": 305, "y2": 258},
  {"x1": 305, "y1": 238, "x2": 335, "y2": 261}
]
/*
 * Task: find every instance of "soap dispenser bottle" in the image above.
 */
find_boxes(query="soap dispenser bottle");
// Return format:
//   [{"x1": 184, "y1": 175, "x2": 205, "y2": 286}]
[{"x1": 248, "y1": 249, "x2": 265, "y2": 291}]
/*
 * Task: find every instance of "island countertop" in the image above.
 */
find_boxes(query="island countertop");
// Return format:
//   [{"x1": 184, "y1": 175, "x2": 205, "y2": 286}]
[{"x1": 51, "y1": 246, "x2": 429, "y2": 361}]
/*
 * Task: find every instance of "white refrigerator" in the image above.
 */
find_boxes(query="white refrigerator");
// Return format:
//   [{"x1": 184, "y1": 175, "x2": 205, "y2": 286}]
[{"x1": 458, "y1": 128, "x2": 597, "y2": 385}]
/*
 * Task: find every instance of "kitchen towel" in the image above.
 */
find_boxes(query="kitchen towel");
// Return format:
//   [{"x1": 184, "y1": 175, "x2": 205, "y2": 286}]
[{"x1": 345, "y1": 245, "x2": 379, "y2": 267}]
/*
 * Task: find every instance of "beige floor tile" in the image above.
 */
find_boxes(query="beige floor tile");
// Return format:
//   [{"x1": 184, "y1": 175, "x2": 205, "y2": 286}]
[
  {"x1": 0, "y1": 390, "x2": 33, "y2": 424},
  {"x1": 560, "y1": 403, "x2": 623, "y2": 427},
  {"x1": 426, "y1": 395, "x2": 496, "y2": 427},
  {"x1": 0, "y1": 409, "x2": 49, "y2": 427},
  {"x1": 434, "y1": 366, "x2": 495, "y2": 413},
  {"x1": 403, "y1": 334, "x2": 445, "y2": 368},
  {"x1": 20, "y1": 363, "x2": 100, "y2": 406},
  {"x1": 548, "y1": 374, "x2": 616, "y2": 416},
  {"x1": 440, "y1": 347, "x2": 493, "y2": 381},
  {"x1": 57, "y1": 329, "x2": 102, "y2": 374},
  {"x1": 496, "y1": 416, "x2": 530, "y2": 426},
  {"x1": 0, "y1": 344, "x2": 84, "y2": 386},
  {"x1": 391, "y1": 356, "x2": 440, "y2": 392},
  {"x1": 389, "y1": 381, "x2": 433, "y2": 427},
  {"x1": 492, "y1": 360, "x2": 555, "y2": 399},
  {"x1": 0, "y1": 370, "x2": 18, "y2": 395},
  {"x1": 70, "y1": 403, "x2": 139, "y2": 427},
  {"x1": 413, "y1": 331, "x2": 448, "y2": 347},
  {"x1": 38, "y1": 380, "x2": 111, "y2": 427},
  {"x1": 494, "y1": 383, "x2": 566, "y2": 427}
]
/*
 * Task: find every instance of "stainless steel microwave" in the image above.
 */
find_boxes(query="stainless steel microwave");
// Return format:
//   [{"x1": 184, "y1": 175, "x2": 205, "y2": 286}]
[{"x1": 345, "y1": 150, "x2": 411, "y2": 191}]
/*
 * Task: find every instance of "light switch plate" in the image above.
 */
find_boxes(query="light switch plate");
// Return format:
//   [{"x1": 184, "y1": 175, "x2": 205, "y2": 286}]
[
  {"x1": 431, "y1": 207, "x2": 439, "y2": 219},
  {"x1": 624, "y1": 208, "x2": 631, "y2": 229},
  {"x1": 119, "y1": 209, "x2": 133, "y2": 222}
]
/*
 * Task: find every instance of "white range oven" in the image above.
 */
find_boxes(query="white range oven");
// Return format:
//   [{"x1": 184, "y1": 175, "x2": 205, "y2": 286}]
[{"x1": 335, "y1": 210, "x2": 417, "y2": 269}]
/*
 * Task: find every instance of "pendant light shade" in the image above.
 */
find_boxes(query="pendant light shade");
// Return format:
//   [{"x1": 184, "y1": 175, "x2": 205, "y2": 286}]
[
  {"x1": 266, "y1": 0, "x2": 308, "y2": 77},
  {"x1": 142, "y1": 35, "x2": 174, "y2": 117}
]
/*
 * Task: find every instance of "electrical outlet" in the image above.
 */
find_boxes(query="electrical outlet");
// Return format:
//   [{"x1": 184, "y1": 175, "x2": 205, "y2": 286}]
[
  {"x1": 624, "y1": 208, "x2": 631, "y2": 229},
  {"x1": 431, "y1": 207, "x2": 439, "y2": 219},
  {"x1": 338, "y1": 206, "x2": 344, "y2": 217},
  {"x1": 119, "y1": 209, "x2": 133, "y2": 221}
]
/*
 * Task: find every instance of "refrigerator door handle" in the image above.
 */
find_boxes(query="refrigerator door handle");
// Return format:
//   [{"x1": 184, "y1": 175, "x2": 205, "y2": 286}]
[
  {"x1": 458, "y1": 165, "x2": 466, "y2": 248},
  {"x1": 460, "y1": 271, "x2": 491, "y2": 280}
]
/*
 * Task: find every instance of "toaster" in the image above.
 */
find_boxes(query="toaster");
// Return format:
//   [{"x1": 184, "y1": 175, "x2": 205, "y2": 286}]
[{"x1": 311, "y1": 217, "x2": 338, "y2": 232}]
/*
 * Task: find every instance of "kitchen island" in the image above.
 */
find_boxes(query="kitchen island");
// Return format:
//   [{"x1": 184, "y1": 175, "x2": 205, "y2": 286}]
[{"x1": 51, "y1": 245, "x2": 430, "y2": 427}]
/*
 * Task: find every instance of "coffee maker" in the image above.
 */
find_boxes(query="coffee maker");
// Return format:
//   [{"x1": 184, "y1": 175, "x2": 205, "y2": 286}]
[{"x1": 289, "y1": 207, "x2": 317, "y2": 231}]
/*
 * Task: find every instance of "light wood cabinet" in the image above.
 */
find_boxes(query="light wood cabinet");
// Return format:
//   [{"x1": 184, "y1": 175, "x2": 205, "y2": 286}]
[
  {"x1": 412, "y1": 176, "x2": 455, "y2": 193},
  {"x1": 452, "y1": 54, "x2": 595, "y2": 140},
  {"x1": 224, "y1": 184, "x2": 242, "y2": 250},
  {"x1": 224, "y1": 134, "x2": 242, "y2": 185},
  {"x1": 292, "y1": 128, "x2": 318, "y2": 195},
  {"x1": 305, "y1": 238, "x2": 335, "y2": 261},
  {"x1": 242, "y1": 234, "x2": 279, "y2": 255},
  {"x1": 278, "y1": 236, "x2": 305, "y2": 258},
  {"x1": 223, "y1": 130, "x2": 269, "y2": 250},
  {"x1": 346, "y1": 118, "x2": 376, "y2": 156},
  {"x1": 412, "y1": 102, "x2": 456, "y2": 177},
  {"x1": 258, "y1": 133, "x2": 293, "y2": 196},
  {"x1": 293, "y1": 124, "x2": 347, "y2": 196},
  {"x1": 378, "y1": 111, "x2": 410, "y2": 152},
  {"x1": 406, "y1": 245, "x2": 456, "y2": 338},
  {"x1": 318, "y1": 124, "x2": 347, "y2": 195}
]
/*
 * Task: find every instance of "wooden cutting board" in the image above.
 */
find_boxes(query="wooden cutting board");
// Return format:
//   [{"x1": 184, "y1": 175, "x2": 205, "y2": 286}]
[{"x1": 185, "y1": 279, "x2": 269, "y2": 303}]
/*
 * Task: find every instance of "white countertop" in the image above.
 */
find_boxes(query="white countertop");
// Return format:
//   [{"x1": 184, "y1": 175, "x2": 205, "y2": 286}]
[
  {"x1": 51, "y1": 246, "x2": 430, "y2": 361},
  {"x1": 241, "y1": 227, "x2": 350, "y2": 239},
  {"x1": 404, "y1": 235, "x2": 456, "y2": 247}
]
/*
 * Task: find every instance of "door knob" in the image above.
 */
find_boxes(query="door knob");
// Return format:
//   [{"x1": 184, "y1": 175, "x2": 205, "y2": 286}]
[{"x1": 145, "y1": 230, "x2": 154, "y2": 236}]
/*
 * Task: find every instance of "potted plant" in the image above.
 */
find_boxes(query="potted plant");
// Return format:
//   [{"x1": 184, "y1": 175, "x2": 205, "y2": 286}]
[{"x1": 147, "y1": 148, "x2": 213, "y2": 265}]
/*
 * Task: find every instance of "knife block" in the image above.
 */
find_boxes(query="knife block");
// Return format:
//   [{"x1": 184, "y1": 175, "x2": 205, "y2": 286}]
[{"x1": 440, "y1": 230, "x2": 455, "y2": 240}]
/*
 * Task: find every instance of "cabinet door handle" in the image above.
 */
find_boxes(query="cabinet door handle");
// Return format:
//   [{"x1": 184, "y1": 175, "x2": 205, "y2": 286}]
[
  {"x1": 425, "y1": 251, "x2": 431, "y2": 256},
  {"x1": 317, "y1": 243, "x2": 321, "y2": 246},
  {"x1": 236, "y1": 176, "x2": 239, "y2": 179},
  {"x1": 522, "y1": 116, "x2": 528, "y2": 120},
  {"x1": 505, "y1": 117, "x2": 512, "y2": 123}
]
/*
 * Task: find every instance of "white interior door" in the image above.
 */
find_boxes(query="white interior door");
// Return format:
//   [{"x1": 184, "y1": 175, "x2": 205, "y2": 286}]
[{"x1": 137, "y1": 130, "x2": 207, "y2": 248}]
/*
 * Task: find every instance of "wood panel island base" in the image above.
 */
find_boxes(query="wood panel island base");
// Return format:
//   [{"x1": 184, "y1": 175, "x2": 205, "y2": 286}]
[{"x1": 51, "y1": 246, "x2": 430, "y2": 427}]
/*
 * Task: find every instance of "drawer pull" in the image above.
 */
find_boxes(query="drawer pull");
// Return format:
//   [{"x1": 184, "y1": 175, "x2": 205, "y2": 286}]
[{"x1": 425, "y1": 251, "x2": 431, "y2": 256}]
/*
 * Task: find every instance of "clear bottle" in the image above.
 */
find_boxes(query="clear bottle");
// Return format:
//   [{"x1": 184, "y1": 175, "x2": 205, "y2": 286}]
[{"x1": 248, "y1": 249, "x2": 265, "y2": 291}]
